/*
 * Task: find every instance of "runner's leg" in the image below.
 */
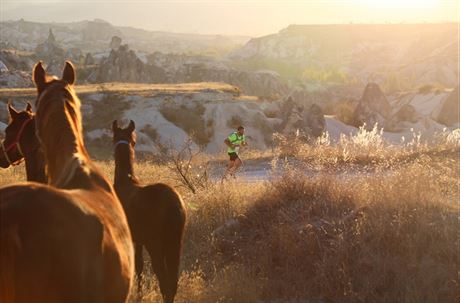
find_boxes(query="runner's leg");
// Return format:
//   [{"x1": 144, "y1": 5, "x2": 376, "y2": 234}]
[
  {"x1": 223, "y1": 158, "x2": 235, "y2": 180},
  {"x1": 232, "y1": 158, "x2": 242, "y2": 176}
]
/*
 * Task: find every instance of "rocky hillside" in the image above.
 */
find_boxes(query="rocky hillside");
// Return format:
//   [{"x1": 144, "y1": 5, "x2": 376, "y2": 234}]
[
  {"x1": 329, "y1": 82, "x2": 459, "y2": 139},
  {"x1": 0, "y1": 28, "x2": 287, "y2": 97},
  {"x1": 0, "y1": 19, "x2": 250, "y2": 55},
  {"x1": 229, "y1": 23, "x2": 459, "y2": 90},
  {"x1": 1, "y1": 81, "x2": 457, "y2": 159},
  {"x1": 0, "y1": 83, "x2": 298, "y2": 155}
]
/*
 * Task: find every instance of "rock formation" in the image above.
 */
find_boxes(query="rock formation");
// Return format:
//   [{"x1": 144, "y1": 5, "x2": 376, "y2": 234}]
[
  {"x1": 89, "y1": 44, "x2": 167, "y2": 83},
  {"x1": 0, "y1": 70, "x2": 33, "y2": 88},
  {"x1": 436, "y1": 86, "x2": 459, "y2": 126},
  {"x1": 281, "y1": 97, "x2": 326, "y2": 139},
  {"x1": 303, "y1": 103, "x2": 326, "y2": 138},
  {"x1": 109, "y1": 36, "x2": 122, "y2": 50},
  {"x1": 353, "y1": 83, "x2": 392, "y2": 128}
]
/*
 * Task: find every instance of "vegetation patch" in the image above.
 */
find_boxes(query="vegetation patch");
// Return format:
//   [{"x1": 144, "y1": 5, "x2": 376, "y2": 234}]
[
  {"x1": 159, "y1": 101, "x2": 213, "y2": 147},
  {"x1": 227, "y1": 114, "x2": 244, "y2": 129},
  {"x1": 1, "y1": 128, "x2": 458, "y2": 303},
  {"x1": 83, "y1": 88, "x2": 132, "y2": 131},
  {"x1": 141, "y1": 124, "x2": 159, "y2": 142}
]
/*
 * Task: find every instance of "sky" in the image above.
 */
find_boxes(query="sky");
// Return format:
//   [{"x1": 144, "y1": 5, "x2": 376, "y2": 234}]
[{"x1": 1, "y1": 0, "x2": 459, "y2": 36}]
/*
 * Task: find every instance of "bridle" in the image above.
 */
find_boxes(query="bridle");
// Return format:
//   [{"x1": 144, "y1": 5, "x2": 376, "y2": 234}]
[
  {"x1": 1, "y1": 117, "x2": 33, "y2": 166},
  {"x1": 114, "y1": 140, "x2": 130, "y2": 149}
]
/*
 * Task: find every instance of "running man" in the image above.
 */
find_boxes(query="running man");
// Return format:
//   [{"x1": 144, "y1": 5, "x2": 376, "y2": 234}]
[{"x1": 223, "y1": 126, "x2": 247, "y2": 180}]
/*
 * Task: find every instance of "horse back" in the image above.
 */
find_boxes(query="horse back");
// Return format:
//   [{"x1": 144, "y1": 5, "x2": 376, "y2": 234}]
[
  {"x1": 0, "y1": 183, "x2": 104, "y2": 303},
  {"x1": 126, "y1": 183, "x2": 186, "y2": 244},
  {"x1": 67, "y1": 187, "x2": 135, "y2": 302}
]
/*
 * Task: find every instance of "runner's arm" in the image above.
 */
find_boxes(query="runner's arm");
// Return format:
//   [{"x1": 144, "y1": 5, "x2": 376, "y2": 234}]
[{"x1": 224, "y1": 138, "x2": 236, "y2": 148}]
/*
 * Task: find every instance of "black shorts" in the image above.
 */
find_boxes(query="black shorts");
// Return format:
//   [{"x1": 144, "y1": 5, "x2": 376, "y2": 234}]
[{"x1": 228, "y1": 152, "x2": 239, "y2": 161}]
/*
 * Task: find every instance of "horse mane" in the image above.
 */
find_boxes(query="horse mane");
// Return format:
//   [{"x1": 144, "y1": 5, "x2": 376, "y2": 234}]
[{"x1": 35, "y1": 80, "x2": 95, "y2": 187}]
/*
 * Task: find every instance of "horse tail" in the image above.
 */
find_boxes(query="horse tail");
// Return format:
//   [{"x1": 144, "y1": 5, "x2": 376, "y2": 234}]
[{"x1": 0, "y1": 225, "x2": 20, "y2": 303}]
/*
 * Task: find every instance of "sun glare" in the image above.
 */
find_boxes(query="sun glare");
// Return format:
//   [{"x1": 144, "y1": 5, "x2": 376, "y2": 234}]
[{"x1": 358, "y1": 0, "x2": 439, "y2": 9}]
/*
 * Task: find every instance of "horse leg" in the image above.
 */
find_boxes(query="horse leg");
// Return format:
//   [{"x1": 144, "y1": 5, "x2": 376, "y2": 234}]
[
  {"x1": 163, "y1": 234, "x2": 182, "y2": 303},
  {"x1": 146, "y1": 244, "x2": 169, "y2": 303},
  {"x1": 135, "y1": 242, "x2": 144, "y2": 296}
]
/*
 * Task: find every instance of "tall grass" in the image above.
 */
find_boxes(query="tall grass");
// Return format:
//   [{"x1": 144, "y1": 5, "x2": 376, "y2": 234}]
[
  {"x1": 273, "y1": 125, "x2": 460, "y2": 169},
  {"x1": 0, "y1": 134, "x2": 458, "y2": 302}
]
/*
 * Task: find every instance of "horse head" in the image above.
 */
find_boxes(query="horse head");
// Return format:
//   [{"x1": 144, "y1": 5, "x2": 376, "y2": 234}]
[{"x1": 0, "y1": 102, "x2": 37, "y2": 168}]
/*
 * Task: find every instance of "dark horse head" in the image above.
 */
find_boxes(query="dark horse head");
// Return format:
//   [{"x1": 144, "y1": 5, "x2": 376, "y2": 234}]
[
  {"x1": 0, "y1": 103, "x2": 37, "y2": 167},
  {"x1": 112, "y1": 119, "x2": 138, "y2": 187},
  {"x1": 112, "y1": 119, "x2": 136, "y2": 148},
  {"x1": 0, "y1": 102, "x2": 47, "y2": 183},
  {"x1": 0, "y1": 102, "x2": 34, "y2": 168}
]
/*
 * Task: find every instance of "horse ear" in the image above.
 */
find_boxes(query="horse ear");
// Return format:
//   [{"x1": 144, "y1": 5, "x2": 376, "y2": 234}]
[
  {"x1": 128, "y1": 120, "x2": 135, "y2": 132},
  {"x1": 33, "y1": 61, "x2": 47, "y2": 92},
  {"x1": 112, "y1": 120, "x2": 119, "y2": 132},
  {"x1": 25, "y1": 102, "x2": 33, "y2": 113},
  {"x1": 62, "y1": 61, "x2": 76, "y2": 85},
  {"x1": 8, "y1": 102, "x2": 19, "y2": 120}
]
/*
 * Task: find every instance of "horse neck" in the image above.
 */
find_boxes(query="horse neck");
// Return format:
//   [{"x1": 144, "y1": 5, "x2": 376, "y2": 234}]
[
  {"x1": 40, "y1": 100, "x2": 91, "y2": 187},
  {"x1": 22, "y1": 121, "x2": 47, "y2": 183},
  {"x1": 114, "y1": 145, "x2": 138, "y2": 188},
  {"x1": 25, "y1": 147, "x2": 47, "y2": 183}
]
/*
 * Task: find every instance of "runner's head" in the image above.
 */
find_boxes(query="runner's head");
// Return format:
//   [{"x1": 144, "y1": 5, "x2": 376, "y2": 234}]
[{"x1": 237, "y1": 125, "x2": 245, "y2": 135}]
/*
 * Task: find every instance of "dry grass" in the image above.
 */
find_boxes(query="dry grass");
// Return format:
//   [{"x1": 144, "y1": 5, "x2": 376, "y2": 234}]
[
  {"x1": 0, "y1": 82, "x2": 240, "y2": 98},
  {"x1": 273, "y1": 125, "x2": 460, "y2": 169},
  {"x1": 0, "y1": 140, "x2": 458, "y2": 302}
]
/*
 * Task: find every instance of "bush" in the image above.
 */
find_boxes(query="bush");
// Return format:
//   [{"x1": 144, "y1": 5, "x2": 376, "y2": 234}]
[
  {"x1": 84, "y1": 91, "x2": 131, "y2": 131},
  {"x1": 418, "y1": 84, "x2": 435, "y2": 94},
  {"x1": 211, "y1": 161, "x2": 459, "y2": 302},
  {"x1": 141, "y1": 124, "x2": 159, "y2": 141},
  {"x1": 159, "y1": 102, "x2": 213, "y2": 147},
  {"x1": 227, "y1": 115, "x2": 244, "y2": 129}
]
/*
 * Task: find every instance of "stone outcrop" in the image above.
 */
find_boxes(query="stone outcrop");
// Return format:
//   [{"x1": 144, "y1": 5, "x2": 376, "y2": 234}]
[
  {"x1": 35, "y1": 29, "x2": 65, "y2": 60},
  {"x1": 393, "y1": 103, "x2": 419, "y2": 123},
  {"x1": 84, "y1": 53, "x2": 95, "y2": 65},
  {"x1": 89, "y1": 44, "x2": 167, "y2": 83},
  {"x1": 34, "y1": 29, "x2": 67, "y2": 75},
  {"x1": 109, "y1": 36, "x2": 122, "y2": 50},
  {"x1": 0, "y1": 70, "x2": 33, "y2": 88},
  {"x1": 91, "y1": 50, "x2": 287, "y2": 97},
  {"x1": 436, "y1": 86, "x2": 459, "y2": 126},
  {"x1": 304, "y1": 103, "x2": 326, "y2": 138},
  {"x1": 180, "y1": 63, "x2": 287, "y2": 97},
  {"x1": 353, "y1": 83, "x2": 392, "y2": 128},
  {"x1": 281, "y1": 97, "x2": 326, "y2": 139}
]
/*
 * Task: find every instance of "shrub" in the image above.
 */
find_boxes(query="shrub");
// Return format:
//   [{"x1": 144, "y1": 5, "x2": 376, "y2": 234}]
[
  {"x1": 141, "y1": 124, "x2": 159, "y2": 141},
  {"x1": 159, "y1": 102, "x2": 213, "y2": 147},
  {"x1": 227, "y1": 115, "x2": 244, "y2": 129},
  {"x1": 418, "y1": 84, "x2": 435, "y2": 94},
  {"x1": 84, "y1": 91, "x2": 131, "y2": 131}
]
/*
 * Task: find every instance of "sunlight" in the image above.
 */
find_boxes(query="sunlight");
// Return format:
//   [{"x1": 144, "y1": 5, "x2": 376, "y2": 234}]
[{"x1": 357, "y1": 0, "x2": 439, "y2": 9}]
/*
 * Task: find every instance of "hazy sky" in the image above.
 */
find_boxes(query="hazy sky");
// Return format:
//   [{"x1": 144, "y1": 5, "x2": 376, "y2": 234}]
[{"x1": 1, "y1": 0, "x2": 459, "y2": 36}]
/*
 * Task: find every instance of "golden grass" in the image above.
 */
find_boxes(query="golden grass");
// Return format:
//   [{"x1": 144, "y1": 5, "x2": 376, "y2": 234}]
[
  {"x1": 0, "y1": 145, "x2": 458, "y2": 302},
  {"x1": 0, "y1": 82, "x2": 240, "y2": 98}
]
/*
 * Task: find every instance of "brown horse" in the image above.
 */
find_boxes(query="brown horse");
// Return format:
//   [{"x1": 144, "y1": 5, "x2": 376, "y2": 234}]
[
  {"x1": 112, "y1": 120, "x2": 186, "y2": 303},
  {"x1": 0, "y1": 61, "x2": 134, "y2": 303},
  {"x1": 0, "y1": 103, "x2": 46, "y2": 183}
]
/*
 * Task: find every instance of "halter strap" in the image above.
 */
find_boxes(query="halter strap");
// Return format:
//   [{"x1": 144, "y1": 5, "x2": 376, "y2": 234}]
[
  {"x1": 1, "y1": 117, "x2": 33, "y2": 166},
  {"x1": 114, "y1": 140, "x2": 130, "y2": 149},
  {"x1": 4, "y1": 118, "x2": 33, "y2": 152}
]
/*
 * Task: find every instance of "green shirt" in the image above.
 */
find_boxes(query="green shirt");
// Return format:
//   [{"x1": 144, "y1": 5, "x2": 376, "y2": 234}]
[{"x1": 227, "y1": 132, "x2": 246, "y2": 154}]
